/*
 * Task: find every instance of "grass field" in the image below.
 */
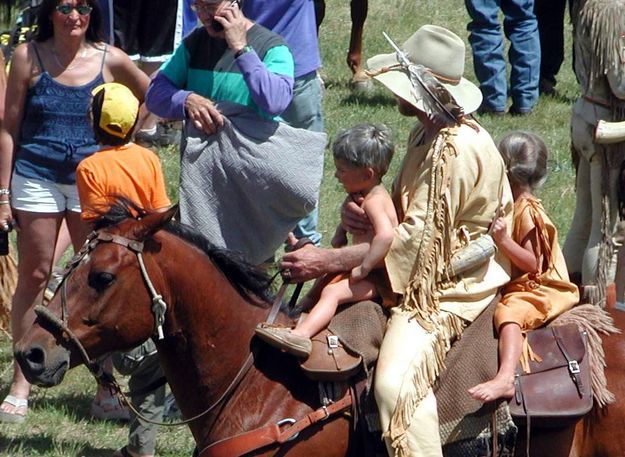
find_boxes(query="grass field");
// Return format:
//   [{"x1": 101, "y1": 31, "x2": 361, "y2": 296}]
[{"x1": 0, "y1": 0, "x2": 579, "y2": 455}]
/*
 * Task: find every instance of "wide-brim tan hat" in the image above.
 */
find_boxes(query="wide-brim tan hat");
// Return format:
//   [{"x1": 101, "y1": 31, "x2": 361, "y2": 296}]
[{"x1": 366, "y1": 25, "x2": 482, "y2": 115}]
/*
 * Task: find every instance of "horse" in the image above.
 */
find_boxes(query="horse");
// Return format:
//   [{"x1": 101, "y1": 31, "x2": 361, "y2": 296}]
[
  {"x1": 568, "y1": 300, "x2": 625, "y2": 457},
  {"x1": 314, "y1": 0, "x2": 370, "y2": 88},
  {"x1": 13, "y1": 204, "x2": 624, "y2": 456}
]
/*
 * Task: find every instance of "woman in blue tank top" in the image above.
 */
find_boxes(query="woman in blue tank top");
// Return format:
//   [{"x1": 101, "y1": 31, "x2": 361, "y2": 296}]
[{"x1": 0, "y1": 0, "x2": 150, "y2": 426}]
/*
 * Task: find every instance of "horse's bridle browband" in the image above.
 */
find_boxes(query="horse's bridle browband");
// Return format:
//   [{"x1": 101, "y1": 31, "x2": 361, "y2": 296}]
[{"x1": 33, "y1": 229, "x2": 286, "y2": 428}]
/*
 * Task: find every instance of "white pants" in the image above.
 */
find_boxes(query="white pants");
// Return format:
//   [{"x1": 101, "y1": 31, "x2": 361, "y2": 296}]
[{"x1": 375, "y1": 308, "x2": 447, "y2": 457}]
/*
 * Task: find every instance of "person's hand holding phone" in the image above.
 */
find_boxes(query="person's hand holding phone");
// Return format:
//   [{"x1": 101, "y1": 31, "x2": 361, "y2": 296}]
[{"x1": 213, "y1": 0, "x2": 248, "y2": 52}]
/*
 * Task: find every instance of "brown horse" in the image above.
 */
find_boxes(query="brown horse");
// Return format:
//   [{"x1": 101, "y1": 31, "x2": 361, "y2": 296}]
[
  {"x1": 315, "y1": 0, "x2": 370, "y2": 88},
  {"x1": 568, "y1": 300, "x2": 625, "y2": 457},
  {"x1": 13, "y1": 205, "x2": 624, "y2": 456}
]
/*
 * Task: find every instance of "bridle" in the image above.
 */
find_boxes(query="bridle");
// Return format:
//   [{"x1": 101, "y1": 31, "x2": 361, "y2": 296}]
[
  {"x1": 33, "y1": 230, "x2": 151, "y2": 386},
  {"x1": 33, "y1": 228, "x2": 285, "y2": 426}
]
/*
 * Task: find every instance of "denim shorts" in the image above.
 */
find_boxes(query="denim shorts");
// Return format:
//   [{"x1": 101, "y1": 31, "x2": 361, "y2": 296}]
[{"x1": 11, "y1": 173, "x2": 82, "y2": 213}]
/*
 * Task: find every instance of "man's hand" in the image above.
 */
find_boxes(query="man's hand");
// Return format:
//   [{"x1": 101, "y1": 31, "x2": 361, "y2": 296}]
[
  {"x1": 281, "y1": 244, "x2": 331, "y2": 283},
  {"x1": 185, "y1": 93, "x2": 224, "y2": 134},
  {"x1": 214, "y1": 2, "x2": 248, "y2": 51},
  {"x1": 340, "y1": 194, "x2": 371, "y2": 235}
]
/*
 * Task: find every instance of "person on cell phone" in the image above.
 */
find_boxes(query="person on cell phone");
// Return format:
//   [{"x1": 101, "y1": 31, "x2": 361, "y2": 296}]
[{"x1": 145, "y1": 0, "x2": 294, "y2": 134}]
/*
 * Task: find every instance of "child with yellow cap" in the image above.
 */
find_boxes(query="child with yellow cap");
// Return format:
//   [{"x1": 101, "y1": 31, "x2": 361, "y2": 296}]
[
  {"x1": 77, "y1": 82, "x2": 171, "y2": 457},
  {"x1": 77, "y1": 82, "x2": 171, "y2": 221}
]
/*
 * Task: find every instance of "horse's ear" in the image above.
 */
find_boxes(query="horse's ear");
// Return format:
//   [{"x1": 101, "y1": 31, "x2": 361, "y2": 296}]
[{"x1": 132, "y1": 205, "x2": 179, "y2": 240}]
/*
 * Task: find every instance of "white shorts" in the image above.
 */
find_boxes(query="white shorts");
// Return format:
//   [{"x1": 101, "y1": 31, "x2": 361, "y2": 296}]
[{"x1": 10, "y1": 174, "x2": 82, "y2": 213}]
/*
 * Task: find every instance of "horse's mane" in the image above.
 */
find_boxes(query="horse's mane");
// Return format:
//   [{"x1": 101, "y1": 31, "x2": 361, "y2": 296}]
[{"x1": 95, "y1": 200, "x2": 275, "y2": 305}]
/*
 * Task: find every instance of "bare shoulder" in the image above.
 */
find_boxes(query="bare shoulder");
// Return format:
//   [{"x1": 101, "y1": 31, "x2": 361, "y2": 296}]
[
  {"x1": 101, "y1": 44, "x2": 131, "y2": 66},
  {"x1": 362, "y1": 185, "x2": 396, "y2": 222}
]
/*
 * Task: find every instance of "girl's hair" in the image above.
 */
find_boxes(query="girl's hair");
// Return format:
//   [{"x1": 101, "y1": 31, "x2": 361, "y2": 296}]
[
  {"x1": 34, "y1": 0, "x2": 104, "y2": 43},
  {"x1": 498, "y1": 131, "x2": 548, "y2": 190},
  {"x1": 332, "y1": 123, "x2": 394, "y2": 176}
]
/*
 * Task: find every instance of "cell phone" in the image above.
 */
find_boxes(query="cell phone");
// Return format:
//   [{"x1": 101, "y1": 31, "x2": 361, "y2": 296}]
[
  {"x1": 211, "y1": 0, "x2": 240, "y2": 32},
  {"x1": 0, "y1": 230, "x2": 8, "y2": 256}
]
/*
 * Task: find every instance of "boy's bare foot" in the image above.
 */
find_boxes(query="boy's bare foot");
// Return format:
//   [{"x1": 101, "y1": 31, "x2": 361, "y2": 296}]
[{"x1": 468, "y1": 377, "x2": 515, "y2": 403}]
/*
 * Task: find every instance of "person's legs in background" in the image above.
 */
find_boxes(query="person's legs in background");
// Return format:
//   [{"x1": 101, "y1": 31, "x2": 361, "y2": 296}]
[
  {"x1": 0, "y1": 210, "x2": 63, "y2": 422},
  {"x1": 465, "y1": 0, "x2": 508, "y2": 114},
  {"x1": 112, "y1": 340, "x2": 165, "y2": 457},
  {"x1": 281, "y1": 71, "x2": 325, "y2": 245},
  {"x1": 534, "y1": 0, "x2": 567, "y2": 94},
  {"x1": 502, "y1": 0, "x2": 541, "y2": 114}
]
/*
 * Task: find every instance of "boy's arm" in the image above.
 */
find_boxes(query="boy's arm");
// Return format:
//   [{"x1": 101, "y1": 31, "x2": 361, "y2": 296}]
[{"x1": 352, "y1": 195, "x2": 396, "y2": 281}]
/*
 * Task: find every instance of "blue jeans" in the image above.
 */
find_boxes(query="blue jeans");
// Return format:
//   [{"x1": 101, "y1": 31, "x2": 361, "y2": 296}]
[
  {"x1": 281, "y1": 71, "x2": 324, "y2": 245},
  {"x1": 465, "y1": 0, "x2": 540, "y2": 112}
]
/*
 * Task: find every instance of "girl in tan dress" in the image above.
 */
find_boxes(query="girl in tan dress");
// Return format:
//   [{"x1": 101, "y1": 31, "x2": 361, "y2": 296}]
[{"x1": 469, "y1": 131, "x2": 579, "y2": 402}]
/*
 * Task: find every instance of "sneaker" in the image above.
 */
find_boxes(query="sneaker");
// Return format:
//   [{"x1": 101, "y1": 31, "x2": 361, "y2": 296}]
[
  {"x1": 476, "y1": 104, "x2": 505, "y2": 117},
  {"x1": 255, "y1": 324, "x2": 312, "y2": 358},
  {"x1": 163, "y1": 392, "x2": 181, "y2": 421},
  {"x1": 135, "y1": 122, "x2": 181, "y2": 148},
  {"x1": 509, "y1": 105, "x2": 533, "y2": 116}
]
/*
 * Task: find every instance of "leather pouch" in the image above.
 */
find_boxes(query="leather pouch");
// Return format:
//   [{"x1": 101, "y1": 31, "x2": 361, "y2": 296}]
[
  {"x1": 508, "y1": 323, "x2": 593, "y2": 427},
  {"x1": 300, "y1": 328, "x2": 362, "y2": 382}
]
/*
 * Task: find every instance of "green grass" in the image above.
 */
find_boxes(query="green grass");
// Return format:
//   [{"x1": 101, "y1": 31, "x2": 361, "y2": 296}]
[{"x1": 0, "y1": 0, "x2": 579, "y2": 454}]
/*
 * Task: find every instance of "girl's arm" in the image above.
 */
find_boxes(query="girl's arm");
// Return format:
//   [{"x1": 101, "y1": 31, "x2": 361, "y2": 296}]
[
  {"x1": 491, "y1": 217, "x2": 539, "y2": 274},
  {"x1": 351, "y1": 195, "x2": 396, "y2": 281}
]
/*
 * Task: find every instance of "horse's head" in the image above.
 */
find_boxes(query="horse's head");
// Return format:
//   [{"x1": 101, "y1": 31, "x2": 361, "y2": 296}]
[{"x1": 15, "y1": 205, "x2": 178, "y2": 387}]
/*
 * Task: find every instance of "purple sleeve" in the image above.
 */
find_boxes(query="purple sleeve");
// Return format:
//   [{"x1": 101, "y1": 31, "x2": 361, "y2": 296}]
[
  {"x1": 145, "y1": 72, "x2": 193, "y2": 120},
  {"x1": 236, "y1": 50, "x2": 294, "y2": 116}
]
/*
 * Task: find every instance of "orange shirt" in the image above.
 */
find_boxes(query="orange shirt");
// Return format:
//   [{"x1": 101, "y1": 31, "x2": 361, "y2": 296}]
[{"x1": 76, "y1": 143, "x2": 171, "y2": 221}]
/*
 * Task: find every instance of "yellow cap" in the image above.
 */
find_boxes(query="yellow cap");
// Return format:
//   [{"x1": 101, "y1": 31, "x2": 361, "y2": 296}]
[{"x1": 91, "y1": 83, "x2": 139, "y2": 139}]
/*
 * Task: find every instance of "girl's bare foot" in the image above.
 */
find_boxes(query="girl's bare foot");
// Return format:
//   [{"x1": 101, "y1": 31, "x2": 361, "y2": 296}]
[{"x1": 468, "y1": 377, "x2": 515, "y2": 403}]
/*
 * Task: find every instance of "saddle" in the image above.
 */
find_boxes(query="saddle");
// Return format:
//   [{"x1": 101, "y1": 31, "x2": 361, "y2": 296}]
[{"x1": 297, "y1": 300, "x2": 387, "y2": 382}]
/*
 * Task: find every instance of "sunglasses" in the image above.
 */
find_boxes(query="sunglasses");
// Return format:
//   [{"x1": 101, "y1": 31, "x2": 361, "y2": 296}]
[{"x1": 55, "y1": 4, "x2": 93, "y2": 15}]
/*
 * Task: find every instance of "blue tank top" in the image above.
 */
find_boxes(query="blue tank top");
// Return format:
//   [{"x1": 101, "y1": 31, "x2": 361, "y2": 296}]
[{"x1": 14, "y1": 43, "x2": 106, "y2": 185}]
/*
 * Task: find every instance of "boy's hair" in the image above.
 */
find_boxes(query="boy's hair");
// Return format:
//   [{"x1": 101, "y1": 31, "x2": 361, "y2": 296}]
[
  {"x1": 332, "y1": 123, "x2": 394, "y2": 176},
  {"x1": 498, "y1": 131, "x2": 548, "y2": 190},
  {"x1": 91, "y1": 83, "x2": 139, "y2": 147}
]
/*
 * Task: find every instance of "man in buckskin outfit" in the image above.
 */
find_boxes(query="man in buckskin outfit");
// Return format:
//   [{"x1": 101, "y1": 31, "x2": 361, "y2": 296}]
[{"x1": 280, "y1": 25, "x2": 513, "y2": 456}]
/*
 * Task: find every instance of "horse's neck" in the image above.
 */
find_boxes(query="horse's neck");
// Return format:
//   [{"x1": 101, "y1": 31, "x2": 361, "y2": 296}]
[{"x1": 154, "y1": 238, "x2": 279, "y2": 443}]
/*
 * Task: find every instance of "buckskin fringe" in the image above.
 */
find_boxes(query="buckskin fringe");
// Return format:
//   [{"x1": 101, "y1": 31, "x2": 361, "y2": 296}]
[
  {"x1": 386, "y1": 312, "x2": 465, "y2": 456},
  {"x1": 400, "y1": 132, "x2": 457, "y2": 331},
  {"x1": 552, "y1": 304, "x2": 619, "y2": 408},
  {"x1": 579, "y1": 0, "x2": 625, "y2": 85}
]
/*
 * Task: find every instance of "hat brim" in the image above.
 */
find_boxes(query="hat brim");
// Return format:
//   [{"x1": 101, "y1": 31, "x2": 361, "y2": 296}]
[{"x1": 366, "y1": 52, "x2": 482, "y2": 116}]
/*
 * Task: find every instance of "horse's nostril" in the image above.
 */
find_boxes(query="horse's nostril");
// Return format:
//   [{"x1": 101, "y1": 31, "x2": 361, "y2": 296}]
[{"x1": 26, "y1": 346, "x2": 45, "y2": 365}]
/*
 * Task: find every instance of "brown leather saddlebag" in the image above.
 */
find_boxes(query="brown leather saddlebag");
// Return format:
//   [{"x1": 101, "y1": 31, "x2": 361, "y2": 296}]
[
  {"x1": 508, "y1": 323, "x2": 593, "y2": 427},
  {"x1": 299, "y1": 329, "x2": 362, "y2": 382}
]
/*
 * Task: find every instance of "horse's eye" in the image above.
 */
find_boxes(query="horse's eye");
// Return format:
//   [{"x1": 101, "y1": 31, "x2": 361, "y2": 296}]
[{"x1": 88, "y1": 271, "x2": 116, "y2": 292}]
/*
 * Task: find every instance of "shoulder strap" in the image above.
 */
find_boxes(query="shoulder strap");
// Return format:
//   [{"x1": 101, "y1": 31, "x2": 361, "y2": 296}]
[
  {"x1": 30, "y1": 42, "x2": 45, "y2": 71},
  {"x1": 99, "y1": 44, "x2": 108, "y2": 72}
]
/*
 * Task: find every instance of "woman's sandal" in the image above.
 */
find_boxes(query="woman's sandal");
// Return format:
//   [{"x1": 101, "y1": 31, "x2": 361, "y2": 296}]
[
  {"x1": 90, "y1": 395, "x2": 130, "y2": 421},
  {"x1": 0, "y1": 394, "x2": 28, "y2": 423}
]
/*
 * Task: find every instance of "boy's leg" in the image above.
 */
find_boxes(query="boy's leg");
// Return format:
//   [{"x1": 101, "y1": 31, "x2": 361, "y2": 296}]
[
  {"x1": 293, "y1": 278, "x2": 376, "y2": 338},
  {"x1": 113, "y1": 340, "x2": 165, "y2": 457},
  {"x1": 468, "y1": 322, "x2": 522, "y2": 402}
]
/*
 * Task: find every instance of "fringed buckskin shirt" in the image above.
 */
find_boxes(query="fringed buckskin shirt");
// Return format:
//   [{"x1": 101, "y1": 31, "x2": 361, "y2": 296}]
[{"x1": 385, "y1": 121, "x2": 513, "y2": 325}]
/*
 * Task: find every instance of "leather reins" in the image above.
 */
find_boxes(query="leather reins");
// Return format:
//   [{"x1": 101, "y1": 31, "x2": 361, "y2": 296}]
[{"x1": 33, "y1": 229, "x2": 286, "y2": 427}]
